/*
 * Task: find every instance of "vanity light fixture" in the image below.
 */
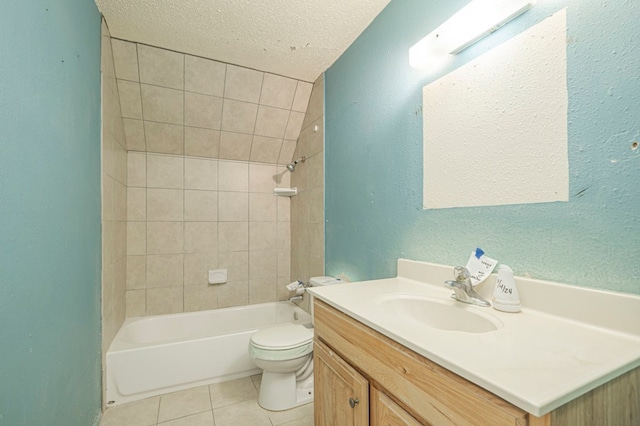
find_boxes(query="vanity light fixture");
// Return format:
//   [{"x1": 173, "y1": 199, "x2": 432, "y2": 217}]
[{"x1": 409, "y1": 0, "x2": 536, "y2": 69}]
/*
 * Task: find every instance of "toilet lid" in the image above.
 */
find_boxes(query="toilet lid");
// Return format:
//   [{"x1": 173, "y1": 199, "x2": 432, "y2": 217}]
[{"x1": 250, "y1": 324, "x2": 313, "y2": 350}]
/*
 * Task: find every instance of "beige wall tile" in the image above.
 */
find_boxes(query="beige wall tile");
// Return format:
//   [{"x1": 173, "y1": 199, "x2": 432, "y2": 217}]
[
  {"x1": 277, "y1": 276, "x2": 293, "y2": 301},
  {"x1": 184, "y1": 253, "x2": 218, "y2": 286},
  {"x1": 123, "y1": 119, "x2": 146, "y2": 151},
  {"x1": 126, "y1": 255, "x2": 146, "y2": 289},
  {"x1": 147, "y1": 154, "x2": 183, "y2": 189},
  {"x1": 141, "y1": 84, "x2": 184, "y2": 125},
  {"x1": 111, "y1": 39, "x2": 139, "y2": 82},
  {"x1": 218, "y1": 251, "x2": 248, "y2": 281},
  {"x1": 146, "y1": 254, "x2": 183, "y2": 288},
  {"x1": 249, "y1": 164, "x2": 276, "y2": 193},
  {"x1": 218, "y1": 160, "x2": 248, "y2": 192},
  {"x1": 114, "y1": 180, "x2": 128, "y2": 222},
  {"x1": 302, "y1": 75, "x2": 324, "y2": 129},
  {"x1": 147, "y1": 188, "x2": 183, "y2": 221},
  {"x1": 254, "y1": 106, "x2": 289, "y2": 139},
  {"x1": 127, "y1": 152, "x2": 146, "y2": 187},
  {"x1": 218, "y1": 222, "x2": 248, "y2": 252},
  {"x1": 291, "y1": 81, "x2": 313, "y2": 112},
  {"x1": 147, "y1": 222, "x2": 183, "y2": 254},
  {"x1": 185, "y1": 55, "x2": 226, "y2": 97},
  {"x1": 117, "y1": 80, "x2": 143, "y2": 119},
  {"x1": 277, "y1": 249, "x2": 291, "y2": 278},
  {"x1": 126, "y1": 290, "x2": 146, "y2": 318},
  {"x1": 185, "y1": 92, "x2": 223, "y2": 130},
  {"x1": 224, "y1": 65, "x2": 263, "y2": 103},
  {"x1": 146, "y1": 287, "x2": 183, "y2": 315},
  {"x1": 249, "y1": 136, "x2": 282, "y2": 163},
  {"x1": 184, "y1": 285, "x2": 219, "y2": 312},
  {"x1": 307, "y1": 116, "x2": 324, "y2": 157},
  {"x1": 284, "y1": 111, "x2": 305, "y2": 141},
  {"x1": 127, "y1": 187, "x2": 146, "y2": 221},
  {"x1": 185, "y1": 127, "x2": 220, "y2": 158},
  {"x1": 184, "y1": 222, "x2": 217, "y2": 253},
  {"x1": 221, "y1": 99, "x2": 258, "y2": 134},
  {"x1": 249, "y1": 279, "x2": 276, "y2": 304},
  {"x1": 309, "y1": 187, "x2": 324, "y2": 223},
  {"x1": 184, "y1": 190, "x2": 217, "y2": 222},
  {"x1": 277, "y1": 197, "x2": 290, "y2": 222},
  {"x1": 127, "y1": 222, "x2": 146, "y2": 255},
  {"x1": 309, "y1": 255, "x2": 325, "y2": 278},
  {"x1": 278, "y1": 139, "x2": 297, "y2": 165},
  {"x1": 249, "y1": 222, "x2": 276, "y2": 251},
  {"x1": 144, "y1": 121, "x2": 184, "y2": 155},
  {"x1": 219, "y1": 192, "x2": 248, "y2": 222},
  {"x1": 249, "y1": 250, "x2": 277, "y2": 281},
  {"x1": 102, "y1": 175, "x2": 116, "y2": 221},
  {"x1": 260, "y1": 74, "x2": 297, "y2": 109},
  {"x1": 138, "y1": 44, "x2": 184, "y2": 90},
  {"x1": 218, "y1": 132, "x2": 253, "y2": 161},
  {"x1": 277, "y1": 222, "x2": 291, "y2": 250},
  {"x1": 276, "y1": 166, "x2": 290, "y2": 188},
  {"x1": 217, "y1": 280, "x2": 248, "y2": 308},
  {"x1": 185, "y1": 157, "x2": 218, "y2": 190},
  {"x1": 308, "y1": 223, "x2": 324, "y2": 257},
  {"x1": 249, "y1": 193, "x2": 276, "y2": 222}
]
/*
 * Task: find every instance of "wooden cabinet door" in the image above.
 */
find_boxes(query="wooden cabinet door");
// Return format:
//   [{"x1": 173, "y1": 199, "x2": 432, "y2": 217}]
[
  {"x1": 371, "y1": 386, "x2": 424, "y2": 426},
  {"x1": 314, "y1": 339, "x2": 369, "y2": 426}
]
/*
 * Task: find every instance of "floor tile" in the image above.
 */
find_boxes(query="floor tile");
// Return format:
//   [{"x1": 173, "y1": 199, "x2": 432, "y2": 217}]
[
  {"x1": 209, "y1": 376, "x2": 257, "y2": 409},
  {"x1": 158, "y1": 386, "x2": 212, "y2": 423},
  {"x1": 157, "y1": 410, "x2": 215, "y2": 426},
  {"x1": 267, "y1": 402, "x2": 314, "y2": 425},
  {"x1": 281, "y1": 414, "x2": 314, "y2": 426},
  {"x1": 213, "y1": 400, "x2": 271, "y2": 426},
  {"x1": 100, "y1": 396, "x2": 160, "y2": 426},
  {"x1": 250, "y1": 373, "x2": 262, "y2": 392}
]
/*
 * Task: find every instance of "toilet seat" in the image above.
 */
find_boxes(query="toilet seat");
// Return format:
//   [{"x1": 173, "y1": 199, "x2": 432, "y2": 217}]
[{"x1": 249, "y1": 324, "x2": 314, "y2": 361}]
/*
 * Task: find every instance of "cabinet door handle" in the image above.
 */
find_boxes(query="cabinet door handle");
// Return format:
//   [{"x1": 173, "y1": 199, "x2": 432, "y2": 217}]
[{"x1": 349, "y1": 397, "x2": 359, "y2": 408}]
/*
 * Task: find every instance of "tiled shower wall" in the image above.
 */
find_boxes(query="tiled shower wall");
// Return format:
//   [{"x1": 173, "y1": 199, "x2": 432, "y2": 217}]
[
  {"x1": 112, "y1": 40, "x2": 313, "y2": 316},
  {"x1": 125, "y1": 154, "x2": 294, "y2": 315},
  {"x1": 291, "y1": 75, "x2": 325, "y2": 312},
  {"x1": 101, "y1": 21, "x2": 127, "y2": 363}
]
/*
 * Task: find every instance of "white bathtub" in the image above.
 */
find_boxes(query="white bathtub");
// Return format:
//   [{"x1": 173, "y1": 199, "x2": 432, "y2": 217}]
[{"x1": 106, "y1": 301, "x2": 311, "y2": 406}]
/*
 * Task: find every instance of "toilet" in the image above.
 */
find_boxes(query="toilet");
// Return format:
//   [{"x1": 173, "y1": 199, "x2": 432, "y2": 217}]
[{"x1": 249, "y1": 276, "x2": 343, "y2": 411}]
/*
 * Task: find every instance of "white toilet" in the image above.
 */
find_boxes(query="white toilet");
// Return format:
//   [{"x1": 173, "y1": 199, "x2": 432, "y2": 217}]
[{"x1": 249, "y1": 276, "x2": 343, "y2": 411}]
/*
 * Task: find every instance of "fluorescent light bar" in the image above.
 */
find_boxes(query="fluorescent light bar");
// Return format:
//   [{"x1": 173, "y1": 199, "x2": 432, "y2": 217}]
[{"x1": 410, "y1": 0, "x2": 536, "y2": 69}]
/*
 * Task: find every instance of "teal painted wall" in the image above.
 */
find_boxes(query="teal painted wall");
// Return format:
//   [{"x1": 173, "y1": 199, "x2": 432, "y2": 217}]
[
  {"x1": 0, "y1": 1, "x2": 102, "y2": 425},
  {"x1": 325, "y1": 0, "x2": 640, "y2": 294}
]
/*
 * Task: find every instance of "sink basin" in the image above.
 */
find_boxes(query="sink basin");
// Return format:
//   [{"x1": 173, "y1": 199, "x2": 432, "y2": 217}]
[{"x1": 376, "y1": 294, "x2": 502, "y2": 333}]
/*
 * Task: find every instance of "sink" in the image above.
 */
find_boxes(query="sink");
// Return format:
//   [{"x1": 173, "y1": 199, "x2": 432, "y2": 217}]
[{"x1": 376, "y1": 294, "x2": 502, "y2": 333}]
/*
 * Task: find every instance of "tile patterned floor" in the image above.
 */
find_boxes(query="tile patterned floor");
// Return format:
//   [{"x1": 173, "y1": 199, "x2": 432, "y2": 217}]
[{"x1": 100, "y1": 375, "x2": 313, "y2": 426}]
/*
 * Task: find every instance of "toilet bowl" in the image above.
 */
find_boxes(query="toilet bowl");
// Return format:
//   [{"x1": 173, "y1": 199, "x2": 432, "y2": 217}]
[
  {"x1": 249, "y1": 276, "x2": 344, "y2": 411},
  {"x1": 249, "y1": 323, "x2": 314, "y2": 411}
]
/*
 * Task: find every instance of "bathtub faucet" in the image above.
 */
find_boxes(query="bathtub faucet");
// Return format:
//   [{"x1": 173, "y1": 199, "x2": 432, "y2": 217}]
[{"x1": 289, "y1": 295, "x2": 303, "y2": 303}]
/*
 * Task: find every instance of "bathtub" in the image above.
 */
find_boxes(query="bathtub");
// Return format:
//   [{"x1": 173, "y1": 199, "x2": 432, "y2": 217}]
[{"x1": 106, "y1": 301, "x2": 311, "y2": 406}]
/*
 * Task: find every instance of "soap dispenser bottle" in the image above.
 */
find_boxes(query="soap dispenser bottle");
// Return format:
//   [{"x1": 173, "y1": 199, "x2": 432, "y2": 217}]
[{"x1": 492, "y1": 265, "x2": 521, "y2": 313}]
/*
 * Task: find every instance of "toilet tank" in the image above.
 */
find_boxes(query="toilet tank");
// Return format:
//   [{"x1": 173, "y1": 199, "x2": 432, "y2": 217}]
[
  {"x1": 308, "y1": 276, "x2": 343, "y2": 324},
  {"x1": 309, "y1": 276, "x2": 343, "y2": 287}
]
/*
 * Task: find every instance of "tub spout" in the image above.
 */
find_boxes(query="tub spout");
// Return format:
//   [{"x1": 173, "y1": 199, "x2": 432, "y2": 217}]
[{"x1": 289, "y1": 296, "x2": 303, "y2": 303}]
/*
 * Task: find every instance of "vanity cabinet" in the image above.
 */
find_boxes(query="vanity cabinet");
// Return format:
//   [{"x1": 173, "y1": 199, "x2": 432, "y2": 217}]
[
  {"x1": 313, "y1": 299, "x2": 639, "y2": 426},
  {"x1": 314, "y1": 339, "x2": 368, "y2": 426}
]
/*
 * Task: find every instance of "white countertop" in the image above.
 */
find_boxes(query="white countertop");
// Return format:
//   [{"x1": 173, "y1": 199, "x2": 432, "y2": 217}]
[{"x1": 307, "y1": 260, "x2": 640, "y2": 416}]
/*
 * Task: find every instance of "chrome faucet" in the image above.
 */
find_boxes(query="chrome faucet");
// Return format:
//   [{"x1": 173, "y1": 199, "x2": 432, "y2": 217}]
[{"x1": 444, "y1": 266, "x2": 491, "y2": 307}]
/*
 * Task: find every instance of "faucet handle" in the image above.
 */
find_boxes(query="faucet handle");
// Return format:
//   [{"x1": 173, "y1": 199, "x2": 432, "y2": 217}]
[{"x1": 453, "y1": 266, "x2": 471, "y2": 285}]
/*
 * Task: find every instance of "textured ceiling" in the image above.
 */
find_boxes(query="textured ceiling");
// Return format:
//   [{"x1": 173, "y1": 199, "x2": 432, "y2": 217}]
[{"x1": 95, "y1": 0, "x2": 391, "y2": 82}]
